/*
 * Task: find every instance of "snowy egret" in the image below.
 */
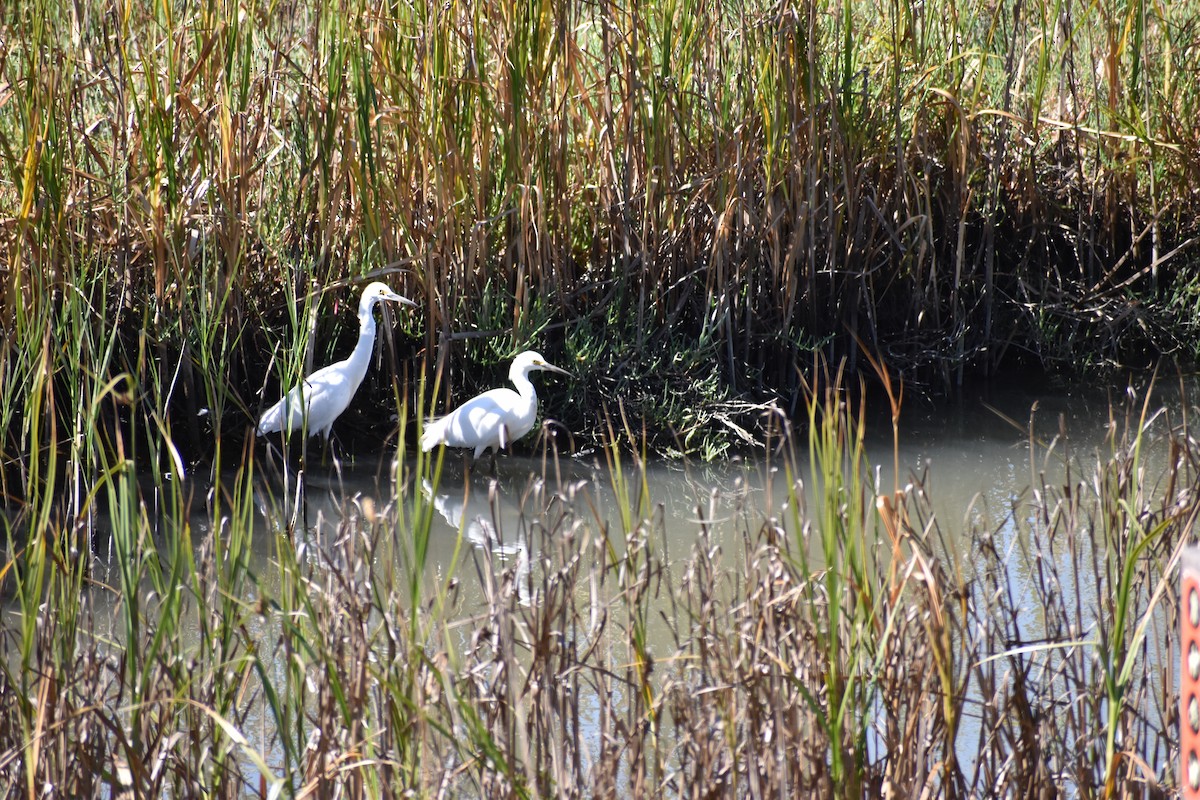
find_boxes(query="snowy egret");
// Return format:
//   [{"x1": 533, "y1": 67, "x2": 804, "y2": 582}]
[
  {"x1": 420, "y1": 350, "x2": 570, "y2": 460},
  {"x1": 257, "y1": 281, "x2": 417, "y2": 439}
]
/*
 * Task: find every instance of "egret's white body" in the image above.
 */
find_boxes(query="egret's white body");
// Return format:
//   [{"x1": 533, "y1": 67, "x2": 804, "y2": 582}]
[
  {"x1": 420, "y1": 350, "x2": 570, "y2": 459},
  {"x1": 257, "y1": 282, "x2": 416, "y2": 439}
]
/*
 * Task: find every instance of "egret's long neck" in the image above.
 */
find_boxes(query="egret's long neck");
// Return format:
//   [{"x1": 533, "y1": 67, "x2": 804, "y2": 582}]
[
  {"x1": 510, "y1": 364, "x2": 536, "y2": 402},
  {"x1": 346, "y1": 298, "x2": 379, "y2": 376}
]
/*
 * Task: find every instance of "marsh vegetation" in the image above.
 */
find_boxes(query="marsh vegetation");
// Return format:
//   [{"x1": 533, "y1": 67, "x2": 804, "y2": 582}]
[
  {"x1": 1, "y1": 365, "x2": 1197, "y2": 797},
  {"x1": 2, "y1": 0, "x2": 1199, "y2": 795}
]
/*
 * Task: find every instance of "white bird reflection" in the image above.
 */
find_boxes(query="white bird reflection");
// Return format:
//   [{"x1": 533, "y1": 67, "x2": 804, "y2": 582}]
[{"x1": 422, "y1": 476, "x2": 532, "y2": 605}]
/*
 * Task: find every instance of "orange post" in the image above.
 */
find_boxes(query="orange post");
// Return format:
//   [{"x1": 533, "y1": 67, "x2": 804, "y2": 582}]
[{"x1": 1182, "y1": 547, "x2": 1200, "y2": 798}]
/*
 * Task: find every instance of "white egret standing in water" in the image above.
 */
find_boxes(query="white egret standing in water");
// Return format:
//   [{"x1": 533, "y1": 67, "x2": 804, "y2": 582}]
[
  {"x1": 257, "y1": 281, "x2": 417, "y2": 440},
  {"x1": 420, "y1": 350, "x2": 570, "y2": 461}
]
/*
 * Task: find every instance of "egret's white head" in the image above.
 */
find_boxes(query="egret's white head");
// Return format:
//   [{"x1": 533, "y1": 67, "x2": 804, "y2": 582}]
[
  {"x1": 510, "y1": 350, "x2": 571, "y2": 380},
  {"x1": 359, "y1": 281, "x2": 417, "y2": 313}
]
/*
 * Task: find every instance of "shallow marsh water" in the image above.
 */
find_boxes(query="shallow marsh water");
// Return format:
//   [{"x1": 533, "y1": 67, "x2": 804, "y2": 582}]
[
  {"x1": 78, "y1": 376, "x2": 1154, "y2": 604},
  {"x1": 87, "y1": 378, "x2": 1161, "y2": 631}
]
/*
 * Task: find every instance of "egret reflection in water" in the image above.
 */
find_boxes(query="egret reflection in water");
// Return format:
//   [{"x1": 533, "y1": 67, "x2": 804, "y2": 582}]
[{"x1": 422, "y1": 475, "x2": 533, "y2": 605}]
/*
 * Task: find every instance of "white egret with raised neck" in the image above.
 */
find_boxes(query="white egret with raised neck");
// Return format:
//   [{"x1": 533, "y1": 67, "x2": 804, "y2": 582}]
[{"x1": 257, "y1": 281, "x2": 416, "y2": 440}]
